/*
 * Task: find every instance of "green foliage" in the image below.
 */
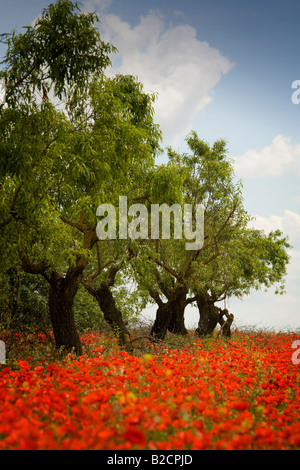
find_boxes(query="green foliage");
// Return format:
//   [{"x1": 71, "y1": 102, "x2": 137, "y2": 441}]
[
  {"x1": 191, "y1": 226, "x2": 291, "y2": 301},
  {"x1": 0, "y1": 269, "x2": 50, "y2": 331},
  {"x1": 73, "y1": 284, "x2": 106, "y2": 331},
  {"x1": 1, "y1": 0, "x2": 114, "y2": 106}
]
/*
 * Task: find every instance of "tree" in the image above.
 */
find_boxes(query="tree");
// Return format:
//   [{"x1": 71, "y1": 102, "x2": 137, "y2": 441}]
[
  {"x1": 182, "y1": 134, "x2": 290, "y2": 337},
  {"x1": 130, "y1": 132, "x2": 290, "y2": 340},
  {"x1": 129, "y1": 131, "x2": 246, "y2": 340},
  {"x1": 18, "y1": 72, "x2": 161, "y2": 353},
  {"x1": 0, "y1": 1, "x2": 161, "y2": 354},
  {"x1": 0, "y1": 1, "x2": 291, "y2": 352},
  {"x1": 0, "y1": 0, "x2": 114, "y2": 354}
]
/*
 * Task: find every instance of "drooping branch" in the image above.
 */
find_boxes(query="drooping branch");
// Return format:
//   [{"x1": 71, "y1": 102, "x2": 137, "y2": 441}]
[
  {"x1": 0, "y1": 182, "x2": 24, "y2": 229},
  {"x1": 21, "y1": 255, "x2": 51, "y2": 282},
  {"x1": 149, "y1": 289, "x2": 164, "y2": 308}
]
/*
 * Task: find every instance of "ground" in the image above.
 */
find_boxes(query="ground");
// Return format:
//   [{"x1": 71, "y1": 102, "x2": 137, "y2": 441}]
[{"x1": 0, "y1": 328, "x2": 300, "y2": 450}]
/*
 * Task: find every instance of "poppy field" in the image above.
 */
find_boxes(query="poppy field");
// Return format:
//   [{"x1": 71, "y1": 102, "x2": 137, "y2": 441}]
[{"x1": 0, "y1": 329, "x2": 300, "y2": 450}]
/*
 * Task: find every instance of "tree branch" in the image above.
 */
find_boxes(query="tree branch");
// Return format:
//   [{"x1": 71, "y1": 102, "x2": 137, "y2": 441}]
[
  {"x1": 21, "y1": 255, "x2": 51, "y2": 282},
  {"x1": 153, "y1": 258, "x2": 181, "y2": 282},
  {"x1": 105, "y1": 264, "x2": 120, "y2": 288},
  {"x1": 128, "y1": 194, "x2": 149, "y2": 202},
  {"x1": 0, "y1": 182, "x2": 24, "y2": 229},
  {"x1": 149, "y1": 289, "x2": 164, "y2": 307},
  {"x1": 203, "y1": 246, "x2": 220, "y2": 266},
  {"x1": 60, "y1": 214, "x2": 88, "y2": 233},
  {"x1": 214, "y1": 203, "x2": 237, "y2": 242},
  {"x1": 184, "y1": 295, "x2": 197, "y2": 306}
]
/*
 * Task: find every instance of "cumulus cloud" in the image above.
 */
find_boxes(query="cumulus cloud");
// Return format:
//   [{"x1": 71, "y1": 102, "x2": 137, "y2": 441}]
[
  {"x1": 229, "y1": 211, "x2": 300, "y2": 330},
  {"x1": 249, "y1": 210, "x2": 300, "y2": 313},
  {"x1": 83, "y1": 2, "x2": 234, "y2": 145},
  {"x1": 234, "y1": 134, "x2": 300, "y2": 178},
  {"x1": 250, "y1": 210, "x2": 300, "y2": 251}
]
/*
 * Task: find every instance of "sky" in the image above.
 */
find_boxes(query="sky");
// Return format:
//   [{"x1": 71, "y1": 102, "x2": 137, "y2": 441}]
[{"x1": 1, "y1": 0, "x2": 300, "y2": 332}]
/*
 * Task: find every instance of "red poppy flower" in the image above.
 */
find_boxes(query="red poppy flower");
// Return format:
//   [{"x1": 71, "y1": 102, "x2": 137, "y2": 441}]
[{"x1": 124, "y1": 426, "x2": 146, "y2": 447}]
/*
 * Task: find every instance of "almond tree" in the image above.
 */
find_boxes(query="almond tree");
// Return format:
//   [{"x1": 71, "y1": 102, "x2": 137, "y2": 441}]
[
  {"x1": 0, "y1": 1, "x2": 161, "y2": 354},
  {"x1": 130, "y1": 132, "x2": 290, "y2": 340}
]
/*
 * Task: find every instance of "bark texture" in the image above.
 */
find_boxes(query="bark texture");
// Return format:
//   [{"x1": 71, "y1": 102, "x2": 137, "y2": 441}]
[
  {"x1": 83, "y1": 264, "x2": 130, "y2": 346},
  {"x1": 94, "y1": 283, "x2": 130, "y2": 345},
  {"x1": 48, "y1": 271, "x2": 83, "y2": 355},
  {"x1": 21, "y1": 227, "x2": 98, "y2": 355},
  {"x1": 195, "y1": 294, "x2": 234, "y2": 338},
  {"x1": 150, "y1": 285, "x2": 188, "y2": 340}
]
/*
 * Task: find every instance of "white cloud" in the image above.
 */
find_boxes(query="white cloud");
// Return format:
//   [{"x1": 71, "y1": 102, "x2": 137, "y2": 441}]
[
  {"x1": 84, "y1": 3, "x2": 234, "y2": 145},
  {"x1": 234, "y1": 134, "x2": 300, "y2": 178},
  {"x1": 228, "y1": 211, "x2": 300, "y2": 331},
  {"x1": 250, "y1": 210, "x2": 300, "y2": 250},
  {"x1": 249, "y1": 210, "x2": 300, "y2": 303}
]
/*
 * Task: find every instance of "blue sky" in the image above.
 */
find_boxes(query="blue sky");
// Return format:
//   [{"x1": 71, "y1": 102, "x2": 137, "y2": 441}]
[{"x1": 1, "y1": 0, "x2": 300, "y2": 331}]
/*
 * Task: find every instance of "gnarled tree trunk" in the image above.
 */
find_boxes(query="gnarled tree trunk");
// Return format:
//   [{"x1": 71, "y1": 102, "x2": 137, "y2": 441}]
[
  {"x1": 150, "y1": 302, "x2": 173, "y2": 341},
  {"x1": 21, "y1": 227, "x2": 98, "y2": 356},
  {"x1": 150, "y1": 285, "x2": 188, "y2": 340},
  {"x1": 195, "y1": 294, "x2": 219, "y2": 337},
  {"x1": 94, "y1": 283, "x2": 130, "y2": 345},
  {"x1": 218, "y1": 308, "x2": 234, "y2": 338},
  {"x1": 167, "y1": 296, "x2": 188, "y2": 335},
  {"x1": 49, "y1": 271, "x2": 83, "y2": 355},
  {"x1": 82, "y1": 264, "x2": 130, "y2": 346},
  {"x1": 195, "y1": 294, "x2": 234, "y2": 338}
]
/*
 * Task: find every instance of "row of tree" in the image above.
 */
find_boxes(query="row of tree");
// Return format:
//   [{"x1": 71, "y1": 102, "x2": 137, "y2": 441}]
[{"x1": 0, "y1": 0, "x2": 290, "y2": 355}]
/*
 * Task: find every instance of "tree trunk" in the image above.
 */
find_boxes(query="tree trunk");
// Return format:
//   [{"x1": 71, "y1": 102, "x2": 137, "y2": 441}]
[
  {"x1": 94, "y1": 283, "x2": 130, "y2": 346},
  {"x1": 195, "y1": 294, "x2": 221, "y2": 337},
  {"x1": 49, "y1": 272, "x2": 83, "y2": 356},
  {"x1": 167, "y1": 297, "x2": 188, "y2": 335},
  {"x1": 150, "y1": 286, "x2": 188, "y2": 340},
  {"x1": 218, "y1": 309, "x2": 234, "y2": 338},
  {"x1": 82, "y1": 264, "x2": 130, "y2": 346},
  {"x1": 150, "y1": 302, "x2": 173, "y2": 341},
  {"x1": 21, "y1": 227, "x2": 98, "y2": 356},
  {"x1": 195, "y1": 295, "x2": 234, "y2": 338}
]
